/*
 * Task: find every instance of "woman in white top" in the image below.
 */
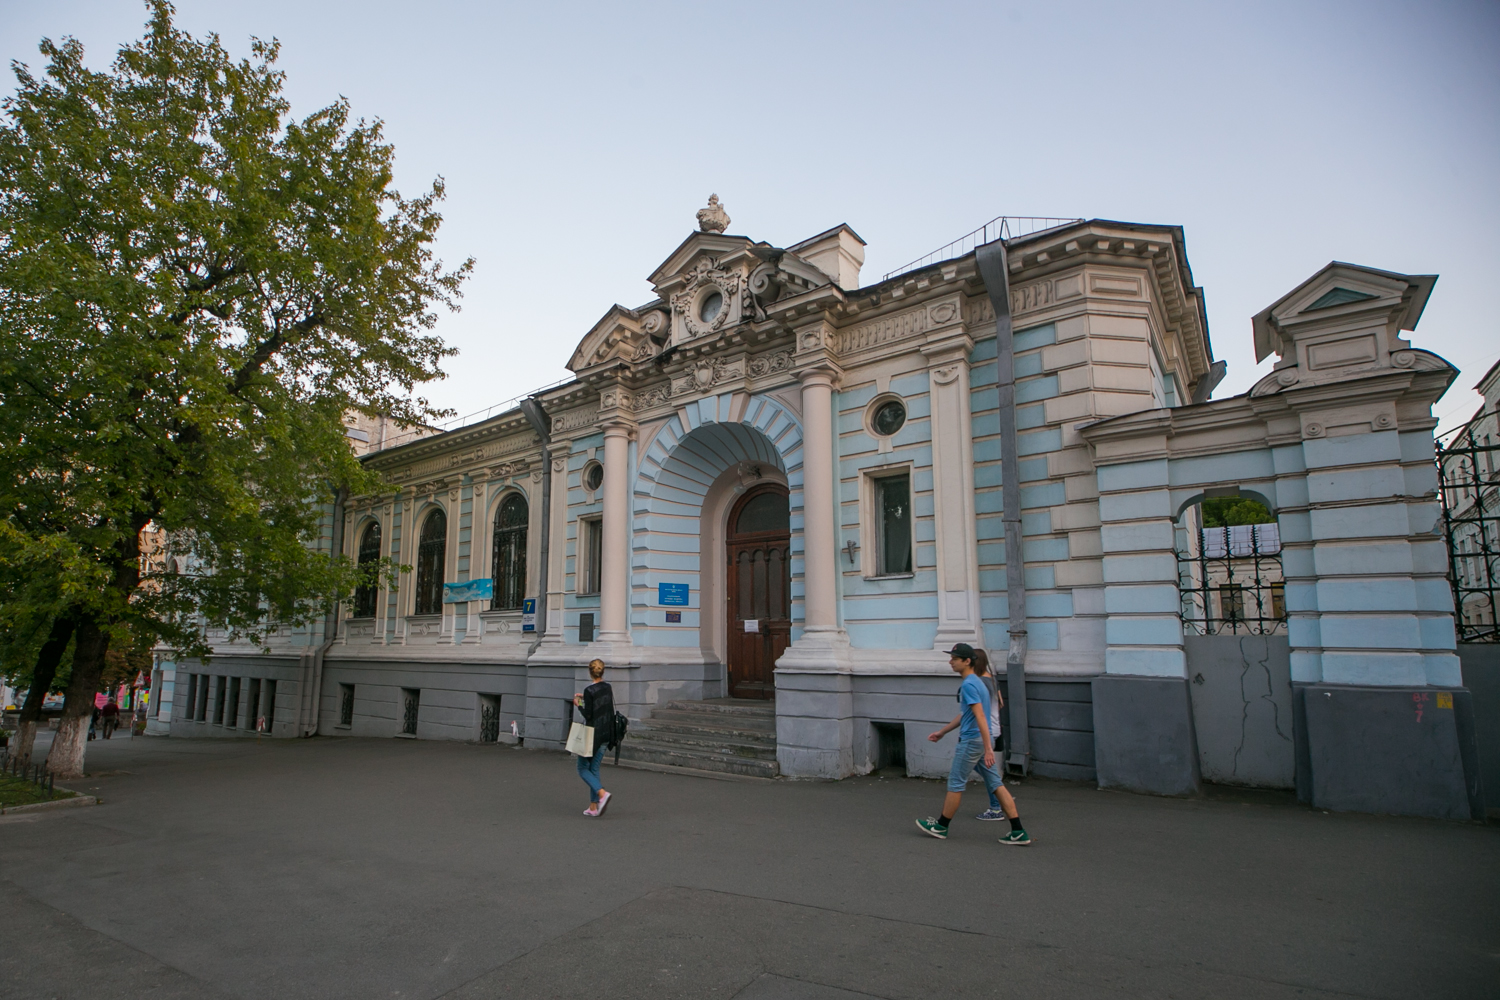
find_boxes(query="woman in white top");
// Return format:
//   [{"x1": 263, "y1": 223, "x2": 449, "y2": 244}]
[{"x1": 972, "y1": 649, "x2": 1026, "y2": 837}]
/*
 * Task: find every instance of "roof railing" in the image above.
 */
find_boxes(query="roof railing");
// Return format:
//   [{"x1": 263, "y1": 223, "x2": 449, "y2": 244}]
[
  {"x1": 372, "y1": 374, "x2": 575, "y2": 452},
  {"x1": 882, "y1": 215, "x2": 1083, "y2": 282}
]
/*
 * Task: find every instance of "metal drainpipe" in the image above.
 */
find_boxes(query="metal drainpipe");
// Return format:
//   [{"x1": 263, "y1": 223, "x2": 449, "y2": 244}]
[
  {"x1": 518, "y1": 397, "x2": 551, "y2": 655},
  {"x1": 303, "y1": 486, "x2": 347, "y2": 737},
  {"x1": 975, "y1": 239, "x2": 1031, "y2": 777}
]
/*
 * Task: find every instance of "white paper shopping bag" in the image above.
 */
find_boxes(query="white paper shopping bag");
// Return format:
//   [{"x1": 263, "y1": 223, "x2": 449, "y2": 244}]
[{"x1": 566, "y1": 722, "x2": 595, "y2": 757}]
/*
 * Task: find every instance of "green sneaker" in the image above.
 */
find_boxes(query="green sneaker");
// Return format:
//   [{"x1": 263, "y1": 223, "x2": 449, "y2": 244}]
[
  {"x1": 915, "y1": 817, "x2": 949, "y2": 839},
  {"x1": 998, "y1": 829, "x2": 1032, "y2": 846}
]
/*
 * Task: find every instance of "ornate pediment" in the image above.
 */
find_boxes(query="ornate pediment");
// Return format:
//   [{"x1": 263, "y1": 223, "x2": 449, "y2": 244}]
[
  {"x1": 566, "y1": 304, "x2": 668, "y2": 373},
  {"x1": 1247, "y1": 262, "x2": 1450, "y2": 397},
  {"x1": 1252, "y1": 262, "x2": 1436, "y2": 364}
]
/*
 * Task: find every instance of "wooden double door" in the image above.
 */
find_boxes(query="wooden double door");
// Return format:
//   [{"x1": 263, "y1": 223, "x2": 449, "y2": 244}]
[{"x1": 726, "y1": 484, "x2": 791, "y2": 700}]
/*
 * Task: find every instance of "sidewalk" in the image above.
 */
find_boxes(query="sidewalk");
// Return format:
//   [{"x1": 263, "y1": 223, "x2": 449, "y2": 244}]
[{"x1": 0, "y1": 734, "x2": 1495, "y2": 1000}]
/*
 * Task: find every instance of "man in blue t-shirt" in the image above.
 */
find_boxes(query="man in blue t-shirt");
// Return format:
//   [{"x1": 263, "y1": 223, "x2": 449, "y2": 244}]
[{"x1": 916, "y1": 643, "x2": 1031, "y2": 844}]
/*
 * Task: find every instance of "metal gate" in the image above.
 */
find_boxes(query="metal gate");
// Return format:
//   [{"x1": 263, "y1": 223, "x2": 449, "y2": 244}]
[
  {"x1": 1437, "y1": 414, "x2": 1499, "y2": 642},
  {"x1": 1178, "y1": 502, "x2": 1294, "y2": 788}
]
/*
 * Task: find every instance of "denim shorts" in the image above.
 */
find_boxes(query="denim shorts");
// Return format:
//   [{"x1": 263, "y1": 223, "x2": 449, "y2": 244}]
[{"x1": 948, "y1": 737, "x2": 1004, "y2": 793}]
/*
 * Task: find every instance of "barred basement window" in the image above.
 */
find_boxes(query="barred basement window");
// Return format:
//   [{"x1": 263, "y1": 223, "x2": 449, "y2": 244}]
[
  {"x1": 492, "y1": 494, "x2": 528, "y2": 611},
  {"x1": 339, "y1": 684, "x2": 355, "y2": 727},
  {"x1": 414, "y1": 509, "x2": 447, "y2": 616},
  {"x1": 479, "y1": 694, "x2": 501, "y2": 743},
  {"x1": 353, "y1": 521, "x2": 382, "y2": 618},
  {"x1": 401, "y1": 688, "x2": 419, "y2": 736}
]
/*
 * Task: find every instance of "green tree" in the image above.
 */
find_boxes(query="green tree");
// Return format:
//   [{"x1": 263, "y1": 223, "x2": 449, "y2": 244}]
[
  {"x1": 0, "y1": 2, "x2": 470, "y2": 776},
  {"x1": 1200, "y1": 497, "x2": 1275, "y2": 528}
]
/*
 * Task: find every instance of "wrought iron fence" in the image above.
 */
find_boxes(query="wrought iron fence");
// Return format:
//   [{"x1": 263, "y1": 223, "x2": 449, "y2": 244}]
[
  {"x1": 0, "y1": 748, "x2": 58, "y2": 798},
  {"x1": 1179, "y1": 521, "x2": 1288, "y2": 636},
  {"x1": 1437, "y1": 413, "x2": 1500, "y2": 642}
]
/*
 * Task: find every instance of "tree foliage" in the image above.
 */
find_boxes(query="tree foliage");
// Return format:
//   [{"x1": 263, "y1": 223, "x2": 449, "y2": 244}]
[
  {"x1": 1200, "y1": 497, "x2": 1275, "y2": 528},
  {"x1": 0, "y1": 2, "x2": 470, "y2": 771}
]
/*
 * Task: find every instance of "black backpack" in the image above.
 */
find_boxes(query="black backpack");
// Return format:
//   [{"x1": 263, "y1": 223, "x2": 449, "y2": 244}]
[{"x1": 612, "y1": 711, "x2": 629, "y2": 764}]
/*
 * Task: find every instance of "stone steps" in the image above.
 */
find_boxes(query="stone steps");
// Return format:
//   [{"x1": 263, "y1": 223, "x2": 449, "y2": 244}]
[{"x1": 616, "y1": 698, "x2": 779, "y2": 779}]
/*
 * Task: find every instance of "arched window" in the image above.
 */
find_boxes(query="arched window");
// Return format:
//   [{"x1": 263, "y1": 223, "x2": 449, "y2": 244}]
[
  {"x1": 353, "y1": 521, "x2": 382, "y2": 618},
  {"x1": 492, "y1": 493, "x2": 528, "y2": 611},
  {"x1": 413, "y1": 509, "x2": 447, "y2": 616}
]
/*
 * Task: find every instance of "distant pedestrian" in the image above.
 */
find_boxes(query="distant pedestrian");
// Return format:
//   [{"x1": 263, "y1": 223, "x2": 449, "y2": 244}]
[
  {"x1": 916, "y1": 643, "x2": 1031, "y2": 845},
  {"x1": 970, "y1": 651, "x2": 1026, "y2": 841},
  {"x1": 101, "y1": 699, "x2": 120, "y2": 739},
  {"x1": 572, "y1": 659, "x2": 617, "y2": 817}
]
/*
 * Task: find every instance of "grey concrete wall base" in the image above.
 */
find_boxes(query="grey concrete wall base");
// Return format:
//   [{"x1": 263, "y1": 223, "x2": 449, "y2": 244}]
[
  {"x1": 524, "y1": 665, "x2": 581, "y2": 749},
  {"x1": 1458, "y1": 644, "x2": 1500, "y2": 821},
  {"x1": 1091, "y1": 674, "x2": 1202, "y2": 797},
  {"x1": 776, "y1": 669, "x2": 854, "y2": 779},
  {"x1": 1296, "y1": 683, "x2": 1481, "y2": 821}
]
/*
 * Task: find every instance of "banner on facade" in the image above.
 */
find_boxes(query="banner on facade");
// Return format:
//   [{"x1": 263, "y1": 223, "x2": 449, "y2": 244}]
[
  {"x1": 521, "y1": 598, "x2": 536, "y2": 632},
  {"x1": 443, "y1": 578, "x2": 493, "y2": 604}
]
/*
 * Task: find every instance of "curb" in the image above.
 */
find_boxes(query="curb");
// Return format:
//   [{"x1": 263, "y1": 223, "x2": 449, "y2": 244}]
[
  {"x1": 0, "y1": 794, "x2": 98, "y2": 816},
  {"x1": 612, "y1": 758, "x2": 779, "y2": 784}
]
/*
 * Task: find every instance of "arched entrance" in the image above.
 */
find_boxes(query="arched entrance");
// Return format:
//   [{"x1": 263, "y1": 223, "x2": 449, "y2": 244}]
[{"x1": 726, "y1": 483, "x2": 791, "y2": 699}]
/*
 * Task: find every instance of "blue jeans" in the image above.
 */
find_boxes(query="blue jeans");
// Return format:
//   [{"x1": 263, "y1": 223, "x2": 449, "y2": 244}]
[
  {"x1": 576, "y1": 744, "x2": 605, "y2": 801},
  {"x1": 948, "y1": 737, "x2": 1003, "y2": 799}
]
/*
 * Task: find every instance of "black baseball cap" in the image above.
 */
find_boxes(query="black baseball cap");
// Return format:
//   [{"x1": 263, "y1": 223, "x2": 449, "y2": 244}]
[{"x1": 945, "y1": 643, "x2": 975, "y2": 660}]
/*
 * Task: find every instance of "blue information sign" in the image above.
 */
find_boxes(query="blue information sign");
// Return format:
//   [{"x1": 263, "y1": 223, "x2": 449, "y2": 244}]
[
  {"x1": 521, "y1": 598, "x2": 536, "y2": 632},
  {"x1": 657, "y1": 582, "x2": 690, "y2": 607}
]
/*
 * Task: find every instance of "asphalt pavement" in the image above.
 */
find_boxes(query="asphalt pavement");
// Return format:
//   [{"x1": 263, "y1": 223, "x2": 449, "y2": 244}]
[{"x1": 0, "y1": 732, "x2": 1495, "y2": 999}]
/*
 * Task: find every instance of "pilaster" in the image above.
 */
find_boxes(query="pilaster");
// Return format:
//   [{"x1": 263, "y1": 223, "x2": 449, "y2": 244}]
[{"x1": 923, "y1": 321, "x2": 984, "y2": 649}]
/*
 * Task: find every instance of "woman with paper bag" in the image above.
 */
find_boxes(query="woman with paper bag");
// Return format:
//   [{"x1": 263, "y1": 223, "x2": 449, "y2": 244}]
[{"x1": 571, "y1": 659, "x2": 617, "y2": 816}]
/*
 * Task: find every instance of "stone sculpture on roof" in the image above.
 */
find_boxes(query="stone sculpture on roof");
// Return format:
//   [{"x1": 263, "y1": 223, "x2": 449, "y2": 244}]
[{"x1": 696, "y1": 194, "x2": 730, "y2": 233}]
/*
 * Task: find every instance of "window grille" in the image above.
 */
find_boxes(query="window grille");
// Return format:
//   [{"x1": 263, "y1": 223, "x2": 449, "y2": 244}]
[
  {"x1": 1437, "y1": 416, "x2": 1500, "y2": 641},
  {"x1": 1180, "y1": 517, "x2": 1287, "y2": 635},
  {"x1": 339, "y1": 684, "x2": 354, "y2": 727},
  {"x1": 479, "y1": 696, "x2": 500, "y2": 743},
  {"x1": 492, "y1": 494, "x2": 528, "y2": 611},
  {"x1": 401, "y1": 688, "x2": 419, "y2": 736},
  {"x1": 414, "y1": 510, "x2": 447, "y2": 616}
]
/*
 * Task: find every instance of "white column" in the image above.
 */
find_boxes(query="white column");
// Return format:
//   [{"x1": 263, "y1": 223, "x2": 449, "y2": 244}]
[
  {"x1": 597, "y1": 420, "x2": 633, "y2": 645},
  {"x1": 799, "y1": 369, "x2": 840, "y2": 634}
]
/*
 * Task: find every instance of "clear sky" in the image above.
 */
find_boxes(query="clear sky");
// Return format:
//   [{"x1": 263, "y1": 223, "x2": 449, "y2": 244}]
[{"x1": 4, "y1": 1, "x2": 1497, "y2": 434}]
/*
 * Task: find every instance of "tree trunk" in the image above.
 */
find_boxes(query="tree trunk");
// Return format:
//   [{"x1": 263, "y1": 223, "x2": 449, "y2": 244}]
[
  {"x1": 48, "y1": 616, "x2": 108, "y2": 779},
  {"x1": 11, "y1": 615, "x2": 76, "y2": 769}
]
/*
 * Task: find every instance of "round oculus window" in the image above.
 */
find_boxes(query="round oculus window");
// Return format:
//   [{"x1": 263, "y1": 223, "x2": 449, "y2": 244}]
[
  {"x1": 872, "y1": 400, "x2": 906, "y2": 436},
  {"x1": 698, "y1": 290, "x2": 723, "y2": 324},
  {"x1": 583, "y1": 462, "x2": 604, "y2": 492}
]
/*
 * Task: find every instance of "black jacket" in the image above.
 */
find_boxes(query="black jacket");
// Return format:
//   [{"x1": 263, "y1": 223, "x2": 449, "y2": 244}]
[{"x1": 575, "y1": 681, "x2": 617, "y2": 748}]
